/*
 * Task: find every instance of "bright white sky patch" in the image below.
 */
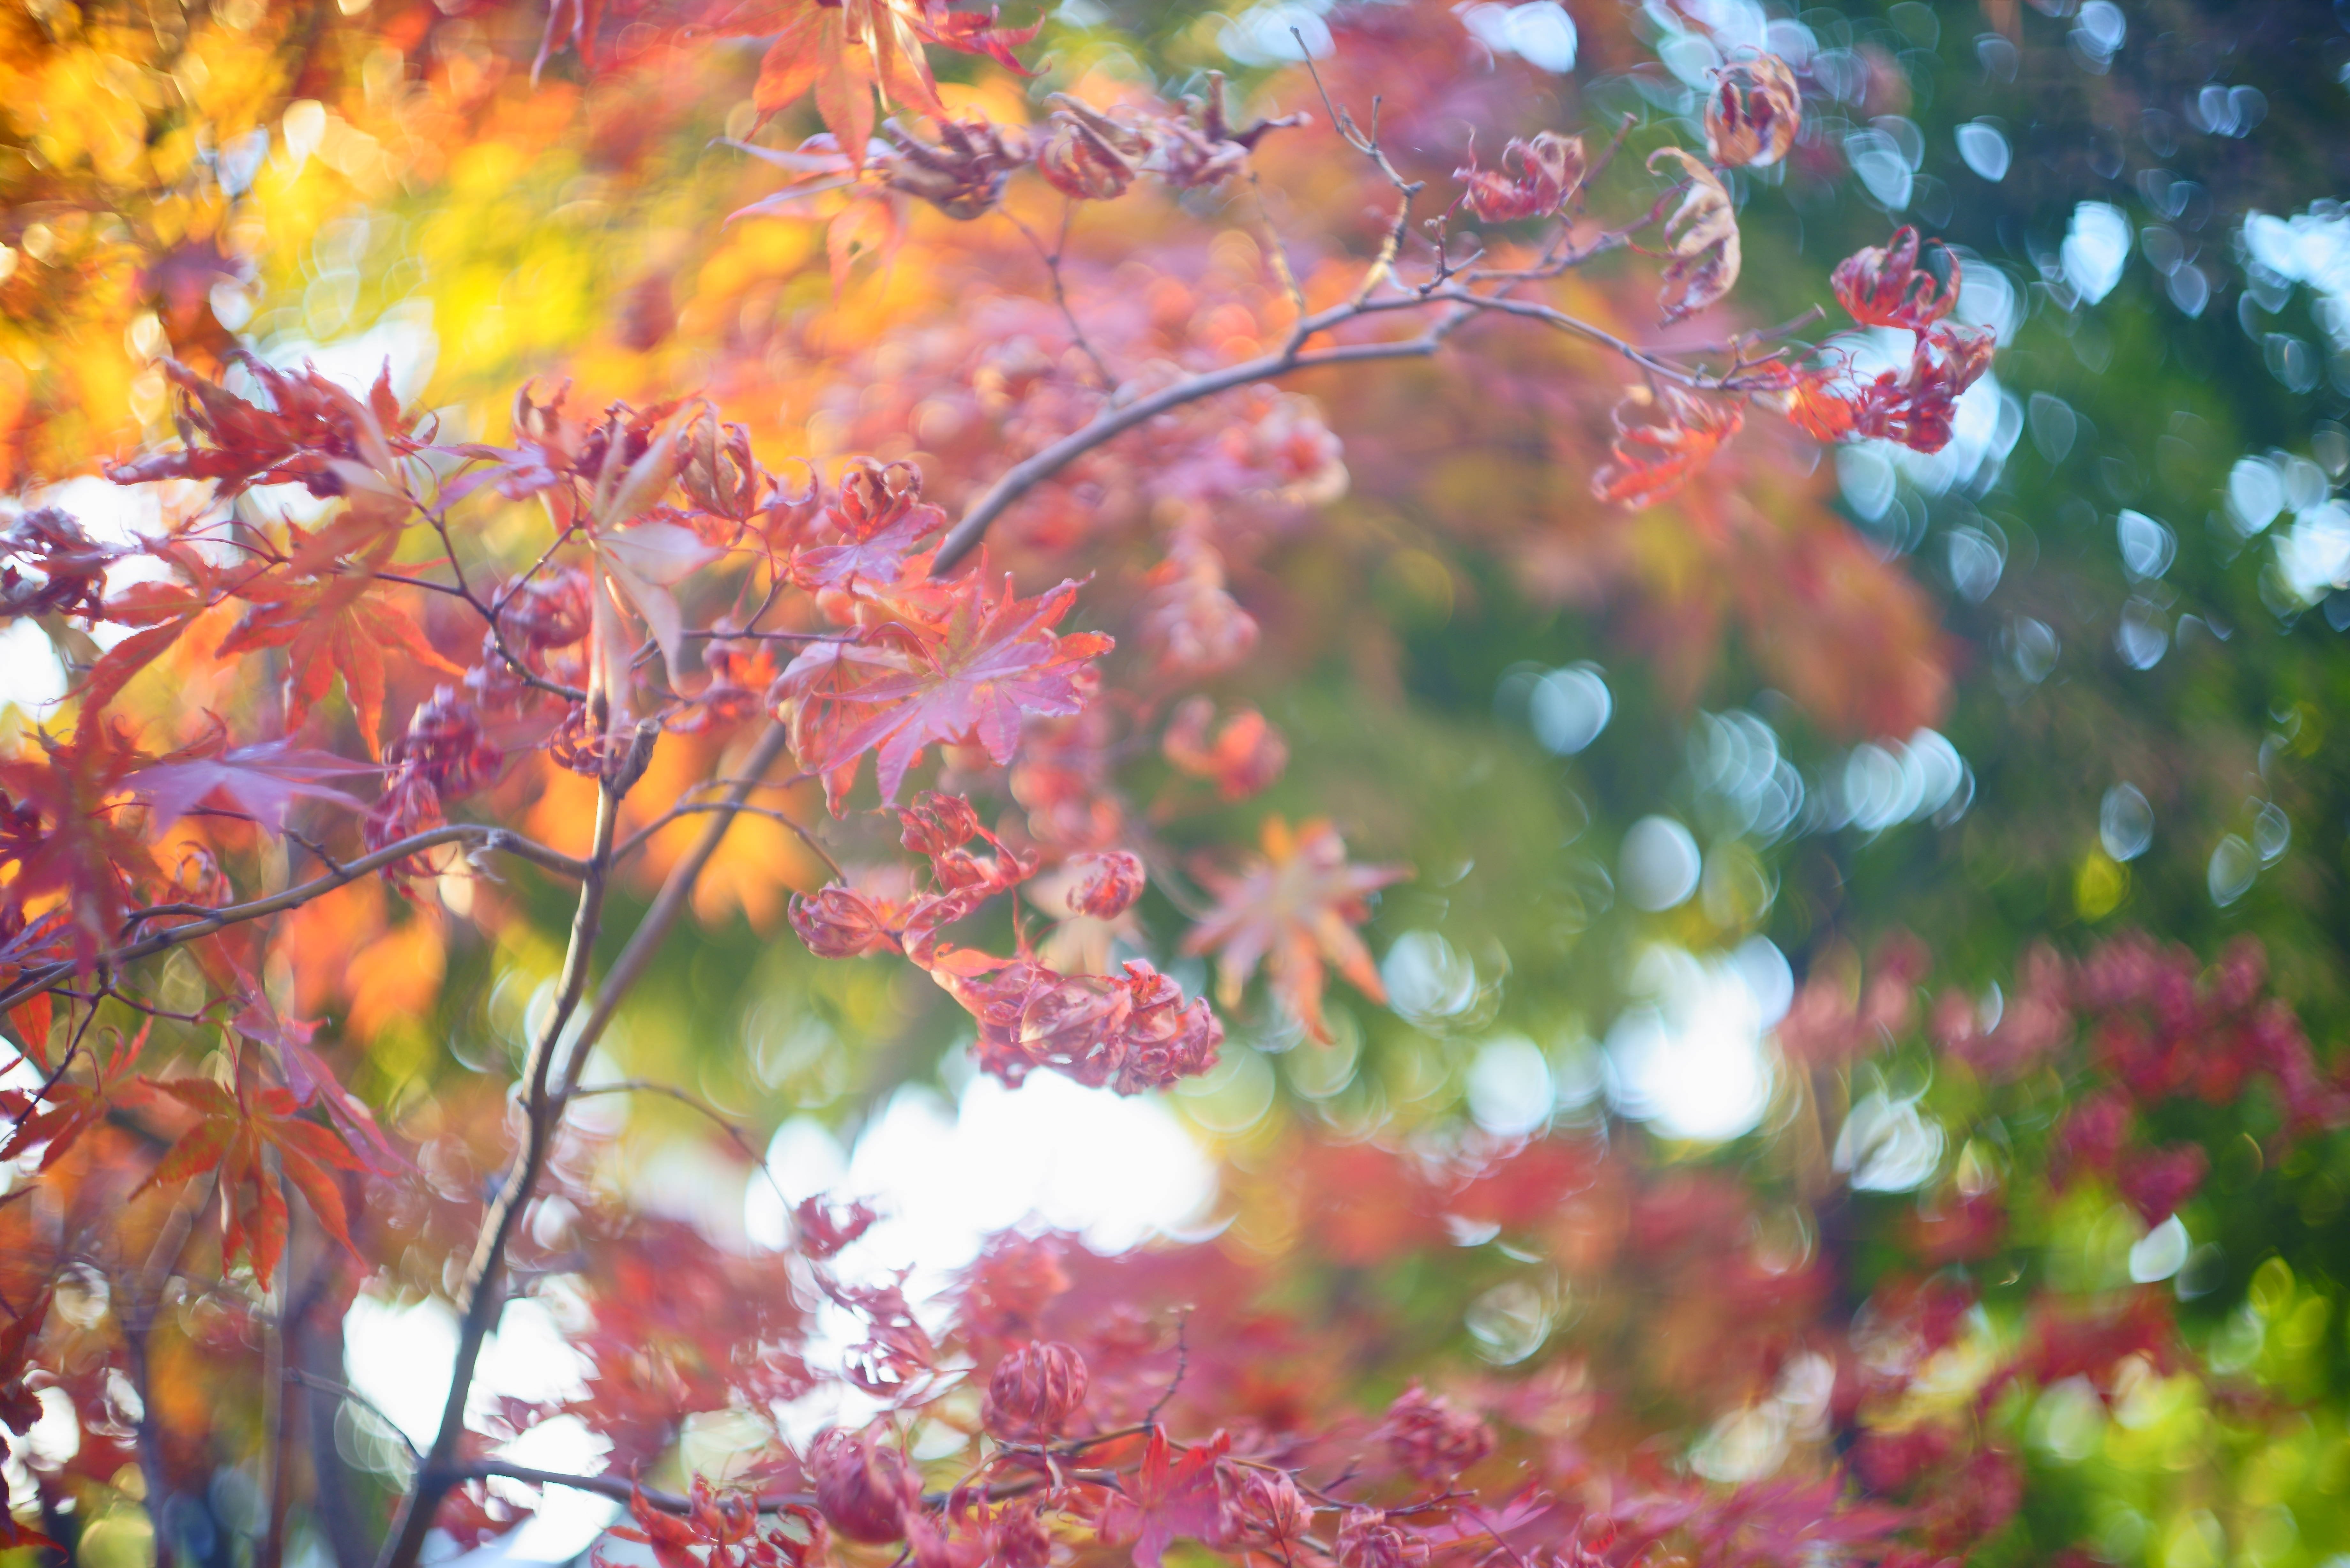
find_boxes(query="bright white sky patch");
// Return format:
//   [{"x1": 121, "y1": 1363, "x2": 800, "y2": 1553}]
[{"x1": 1605, "y1": 942, "x2": 1787, "y2": 1142}]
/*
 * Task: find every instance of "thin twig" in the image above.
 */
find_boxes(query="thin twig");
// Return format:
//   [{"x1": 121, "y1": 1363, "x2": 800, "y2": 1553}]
[
  {"x1": 553, "y1": 720, "x2": 796, "y2": 1103},
  {"x1": 286, "y1": 1370, "x2": 424, "y2": 1464},
  {"x1": 376, "y1": 778, "x2": 624, "y2": 1568},
  {"x1": 612, "y1": 798, "x2": 842, "y2": 879},
  {"x1": 0, "y1": 826, "x2": 590, "y2": 1015}
]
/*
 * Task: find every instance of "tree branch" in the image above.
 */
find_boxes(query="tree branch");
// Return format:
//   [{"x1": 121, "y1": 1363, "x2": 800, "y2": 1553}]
[
  {"x1": 375, "y1": 780, "x2": 622, "y2": 1568},
  {"x1": 555, "y1": 720, "x2": 796, "y2": 1102},
  {"x1": 927, "y1": 331, "x2": 1445, "y2": 574},
  {"x1": 0, "y1": 826, "x2": 590, "y2": 1015}
]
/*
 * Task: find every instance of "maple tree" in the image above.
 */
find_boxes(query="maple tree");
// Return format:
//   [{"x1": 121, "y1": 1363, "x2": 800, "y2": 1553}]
[{"x1": 6, "y1": 5, "x2": 2350, "y2": 1568}]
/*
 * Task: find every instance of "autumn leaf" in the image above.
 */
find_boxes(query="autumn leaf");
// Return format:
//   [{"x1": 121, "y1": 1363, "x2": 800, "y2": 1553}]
[
  {"x1": 0, "y1": 1287, "x2": 54, "y2": 1466},
  {"x1": 0, "y1": 724, "x2": 157, "y2": 963},
  {"x1": 1703, "y1": 55, "x2": 1800, "y2": 169},
  {"x1": 141, "y1": 1080, "x2": 370, "y2": 1288},
  {"x1": 1649, "y1": 147, "x2": 1740, "y2": 322},
  {"x1": 1832, "y1": 226, "x2": 1962, "y2": 330},
  {"x1": 774, "y1": 573, "x2": 1112, "y2": 810},
  {"x1": 105, "y1": 354, "x2": 416, "y2": 501},
  {"x1": 214, "y1": 542, "x2": 463, "y2": 758},
  {"x1": 0, "y1": 1028, "x2": 145, "y2": 1172},
  {"x1": 1592, "y1": 385, "x2": 1746, "y2": 509},
  {"x1": 1096, "y1": 1429, "x2": 1231, "y2": 1568},
  {"x1": 1183, "y1": 817, "x2": 1410, "y2": 1044},
  {"x1": 122, "y1": 729, "x2": 374, "y2": 833},
  {"x1": 738, "y1": 0, "x2": 1037, "y2": 169}
]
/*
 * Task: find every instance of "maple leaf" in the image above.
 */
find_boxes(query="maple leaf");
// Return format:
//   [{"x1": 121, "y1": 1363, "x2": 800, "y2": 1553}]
[
  {"x1": 140, "y1": 1080, "x2": 369, "y2": 1289},
  {"x1": 233, "y1": 997, "x2": 410, "y2": 1174},
  {"x1": 0, "y1": 1285, "x2": 50, "y2": 1444},
  {"x1": 774, "y1": 574, "x2": 1112, "y2": 811},
  {"x1": 121, "y1": 727, "x2": 373, "y2": 833},
  {"x1": 1097, "y1": 1429, "x2": 1232, "y2": 1568},
  {"x1": 1649, "y1": 148, "x2": 1741, "y2": 322},
  {"x1": 1454, "y1": 132, "x2": 1587, "y2": 223},
  {"x1": 1703, "y1": 55, "x2": 1800, "y2": 169},
  {"x1": 1592, "y1": 386, "x2": 1746, "y2": 509},
  {"x1": 739, "y1": 0, "x2": 1040, "y2": 169},
  {"x1": 214, "y1": 542, "x2": 463, "y2": 758},
  {"x1": 0, "y1": 1027, "x2": 146, "y2": 1172},
  {"x1": 1182, "y1": 817, "x2": 1411, "y2": 1044},
  {"x1": 106, "y1": 354, "x2": 415, "y2": 501},
  {"x1": 72, "y1": 539, "x2": 239, "y2": 720},
  {"x1": 0, "y1": 723, "x2": 156, "y2": 964}
]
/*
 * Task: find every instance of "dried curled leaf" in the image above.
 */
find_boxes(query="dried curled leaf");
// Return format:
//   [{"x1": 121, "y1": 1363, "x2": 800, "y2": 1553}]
[
  {"x1": 1648, "y1": 148, "x2": 1741, "y2": 322},
  {"x1": 1592, "y1": 385, "x2": 1746, "y2": 508},
  {"x1": 883, "y1": 115, "x2": 1030, "y2": 219},
  {"x1": 1832, "y1": 226, "x2": 1963, "y2": 330},
  {"x1": 1455, "y1": 131, "x2": 1587, "y2": 223},
  {"x1": 1704, "y1": 55, "x2": 1801, "y2": 168}
]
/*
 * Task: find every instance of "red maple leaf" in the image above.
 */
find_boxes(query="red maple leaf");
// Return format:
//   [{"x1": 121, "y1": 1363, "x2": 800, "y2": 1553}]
[
  {"x1": 105, "y1": 354, "x2": 418, "y2": 501},
  {"x1": 1096, "y1": 1429, "x2": 1231, "y2": 1568},
  {"x1": 775, "y1": 574, "x2": 1111, "y2": 810},
  {"x1": 1183, "y1": 817, "x2": 1410, "y2": 1044},
  {"x1": 0, "y1": 1026, "x2": 146, "y2": 1172},
  {"x1": 140, "y1": 1079, "x2": 370, "y2": 1289},
  {"x1": 214, "y1": 542, "x2": 463, "y2": 758},
  {"x1": 0, "y1": 723, "x2": 156, "y2": 964},
  {"x1": 1831, "y1": 227, "x2": 1962, "y2": 331},
  {"x1": 732, "y1": 0, "x2": 1040, "y2": 169}
]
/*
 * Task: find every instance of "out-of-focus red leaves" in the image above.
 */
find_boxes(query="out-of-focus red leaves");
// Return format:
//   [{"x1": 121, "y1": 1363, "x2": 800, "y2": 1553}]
[
  {"x1": 811, "y1": 1427, "x2": 921, "y2": 1542},
  {"x1": 792, "y1": 1195, "x2": 881, "y2": 1260},
  {"x1": 1335, "y1": 1508, "x2": 1431, "y2": 1568},
  {"x1": 1592, "y1": 386, "x2": 1745, "y2": 509},
  {"x1": 1380, "y1": 1381, "x2": 1495, "y2": 1481},
  {"x1": 1163, "y1": 698, "x2": 1287, "y2": 803},
  {"x1": 2116, "y1": 1142, "x2": 2210, "y2": 1224},
  {"x1": 1183, "y1": 816, "x2": 1409, "y2": 1044},
  {"x1": 1214, "y1": 1462, "x2": 1312, "y2": 1550}
]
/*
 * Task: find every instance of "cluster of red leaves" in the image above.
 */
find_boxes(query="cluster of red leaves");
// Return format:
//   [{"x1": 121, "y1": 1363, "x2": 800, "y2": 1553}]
[
  {"x1": 787, "y1": 789, "x2": 1223, "y2": 1094},
  {"x1": 1931, "y1": 933, "x2": 2346, "y2": 1223},
  {"x1": 1777, "y1": 228, "x2": 1994, "y2": 456}
]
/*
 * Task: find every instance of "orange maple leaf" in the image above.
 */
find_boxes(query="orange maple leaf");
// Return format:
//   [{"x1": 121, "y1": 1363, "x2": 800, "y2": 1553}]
[
  {"x1": 140, "y1": 1080, "x2": 369, "y2": 1289},
  {"x1": 1182, "y1": 817, "x2": 1411, "y2": 1044},
  {"x1": 214, "y1": 541, "x2": 462, "y2": 758}
]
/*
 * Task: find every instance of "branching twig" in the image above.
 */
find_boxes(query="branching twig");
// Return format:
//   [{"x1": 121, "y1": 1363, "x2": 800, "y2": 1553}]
[{"x1": 0, "y1": 825, "x2": 590, "y2": 1015}]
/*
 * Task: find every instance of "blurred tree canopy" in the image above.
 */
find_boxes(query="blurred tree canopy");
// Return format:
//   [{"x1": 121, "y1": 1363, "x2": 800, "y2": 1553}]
[{"x1": 7, "y1": 4, "x2": 2350, "y2": 1568}]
